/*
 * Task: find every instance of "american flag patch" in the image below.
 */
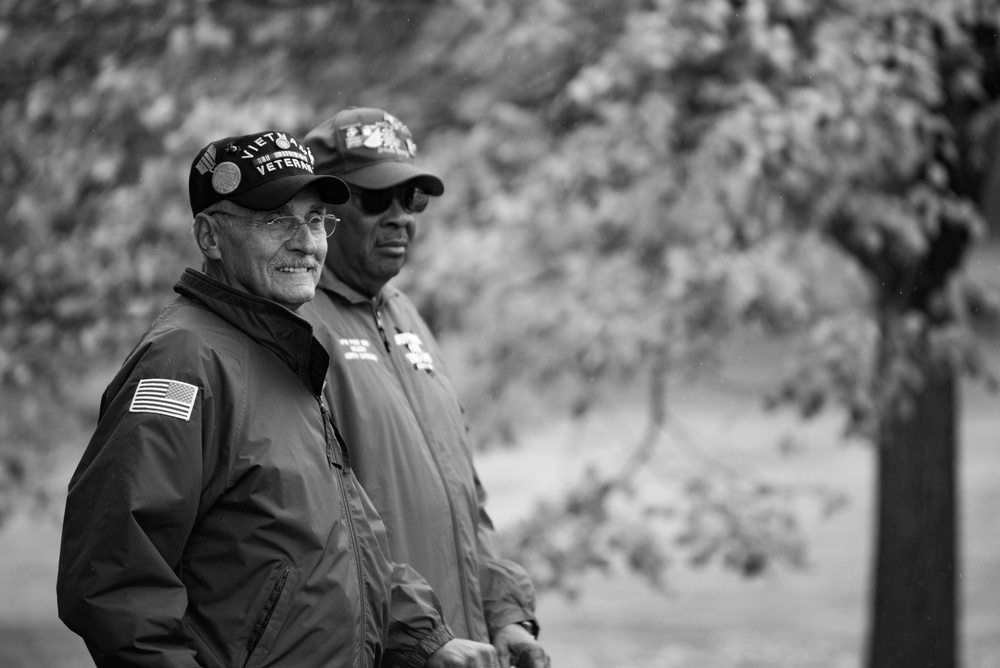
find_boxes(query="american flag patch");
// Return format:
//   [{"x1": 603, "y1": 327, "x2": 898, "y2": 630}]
[{"x1": 129, "y1": 379, "x2": 199, "y2": 421}]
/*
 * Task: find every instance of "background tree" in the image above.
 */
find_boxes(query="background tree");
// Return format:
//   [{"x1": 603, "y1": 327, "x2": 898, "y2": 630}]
[{"x1": 664, "y1": 4, "x2": 999, "y2": 665}]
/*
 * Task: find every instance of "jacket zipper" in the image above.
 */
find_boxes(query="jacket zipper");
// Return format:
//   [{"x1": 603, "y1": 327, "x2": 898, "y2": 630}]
[
  {"x1": 320, "y1": 396, "x2": 367, "y2": 667},
  {"x1": 374, "y1": 307, "x2": 391, "y2": 353},
  {"x1": 373, "y1": 303, "x2": 477, "y2": 636}
]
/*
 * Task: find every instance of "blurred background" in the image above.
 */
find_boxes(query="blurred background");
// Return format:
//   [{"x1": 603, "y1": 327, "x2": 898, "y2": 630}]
[{"x1": 2, "y1": 1, "x2": 999, "y2": 666}]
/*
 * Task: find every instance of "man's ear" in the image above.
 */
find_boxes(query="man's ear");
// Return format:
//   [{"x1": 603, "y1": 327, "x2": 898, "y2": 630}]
[{"x1": 193, "y1": 213, "x2": 224, "y2": 261}]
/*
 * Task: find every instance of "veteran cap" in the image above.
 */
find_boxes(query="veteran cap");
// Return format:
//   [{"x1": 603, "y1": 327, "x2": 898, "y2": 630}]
[
  {"x1": 189, "y1": 131, "x2": 351, "y2": 216},
  {"x1": 304, "y1": 108, "x2": 444, "y2": 196}
]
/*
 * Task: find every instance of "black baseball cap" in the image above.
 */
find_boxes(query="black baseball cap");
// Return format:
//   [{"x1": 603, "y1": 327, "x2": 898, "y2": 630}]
[
  {"x1": 304, "y1": 108, "x2": 444, "y2": 196},
  {"x1": 189, "y1": 131, "x2": 350, "y2": 216}
]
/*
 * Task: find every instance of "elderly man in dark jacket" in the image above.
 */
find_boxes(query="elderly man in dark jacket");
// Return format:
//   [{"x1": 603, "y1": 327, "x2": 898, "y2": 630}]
[
  {"x1": 57, "y1": 130, "x2": 499, "y2": 668},
  {"x1": 301, "y1": 109, "x2": 550, "y2": 668}
]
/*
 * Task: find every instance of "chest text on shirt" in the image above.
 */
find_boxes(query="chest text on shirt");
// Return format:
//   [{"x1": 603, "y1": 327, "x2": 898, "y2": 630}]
[{"x1": 340, "y1": 338, "x2": 379, "y2": 362}]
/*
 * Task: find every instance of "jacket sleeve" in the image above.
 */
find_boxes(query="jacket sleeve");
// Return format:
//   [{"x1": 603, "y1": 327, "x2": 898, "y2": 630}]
[
  {"x1": 382, "y1": 561, "x2": 455, "y2": 668},
  {"x1": 472, "y1": 469, "x2": 541, "y2": 639},
  {"x1": 56, "y1": 341, "x2": 212, "y2": 667}
]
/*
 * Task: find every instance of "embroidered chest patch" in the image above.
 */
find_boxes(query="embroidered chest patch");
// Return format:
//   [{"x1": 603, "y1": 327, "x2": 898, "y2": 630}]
[
  {"x1": 340, "y1": 338, "x2": 379, "y2": 362},
  {"x1": 394, "y1": 332, "x2": 435, "y2": 372}
]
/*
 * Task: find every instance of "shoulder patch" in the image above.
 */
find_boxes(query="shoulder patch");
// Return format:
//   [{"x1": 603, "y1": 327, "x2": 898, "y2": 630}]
[{"x1": 129, "y1": 379, "x2": 199, "y2": 421}]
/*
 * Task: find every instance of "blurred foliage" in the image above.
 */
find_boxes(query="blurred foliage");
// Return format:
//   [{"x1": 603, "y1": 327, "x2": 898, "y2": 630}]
[{"x1": 2, "y1": 0, "x2": 1000, "y2": 593}]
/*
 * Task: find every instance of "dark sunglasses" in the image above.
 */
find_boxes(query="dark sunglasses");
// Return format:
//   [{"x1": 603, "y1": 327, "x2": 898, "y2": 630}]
[{"x1": 350, "y1": 184, "x2": 429, "y2": 215}]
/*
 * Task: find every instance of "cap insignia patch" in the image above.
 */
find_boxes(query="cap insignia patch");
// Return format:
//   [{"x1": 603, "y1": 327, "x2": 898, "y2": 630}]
[
  {"x1": 212, "y1": 161, "x2": 241, "y2": 194},
  {"x1": 343, "y1": 114, "x2": 417, "y2": 158}
]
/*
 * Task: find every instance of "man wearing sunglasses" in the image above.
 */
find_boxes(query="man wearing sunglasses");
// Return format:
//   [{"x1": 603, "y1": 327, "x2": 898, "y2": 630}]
[{"x1": 302, "y1": 109, "x2": 549, "y2": 668}]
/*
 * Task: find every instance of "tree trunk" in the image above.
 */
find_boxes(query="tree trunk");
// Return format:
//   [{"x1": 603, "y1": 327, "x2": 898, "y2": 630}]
[{"x1": 867, "y1": 340, "x2": 960, "y2": 668}]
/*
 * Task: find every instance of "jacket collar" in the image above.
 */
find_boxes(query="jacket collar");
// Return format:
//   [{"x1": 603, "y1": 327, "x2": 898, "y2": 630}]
[
  {"x1": 175, "y1": 268, "x2": 329, "y2": 395},
  {"x1": 316, "y1": 267, "x2": 399, "y2": 309}
]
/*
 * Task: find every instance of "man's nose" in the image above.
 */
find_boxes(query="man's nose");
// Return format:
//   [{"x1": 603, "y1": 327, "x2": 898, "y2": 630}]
[
  {"x1": 287, "y1": 222, "x2": 323, "y2": 252},
  {"x1": 384, "y1": 199, "x2": 415, "y2": 226}
]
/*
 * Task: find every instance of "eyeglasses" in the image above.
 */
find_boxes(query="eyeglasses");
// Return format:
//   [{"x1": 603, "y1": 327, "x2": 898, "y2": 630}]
[
  {"x1": 350, "y1": 185, "x2": 429, "y2": 215},
  {"x1": 227, "y1": 212, "x2": 339, "y2": 240}
]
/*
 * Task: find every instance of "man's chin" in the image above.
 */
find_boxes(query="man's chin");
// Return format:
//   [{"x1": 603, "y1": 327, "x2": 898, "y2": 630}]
[
  {"x1": 374, "y1": 256, "x2": 407, "y2": 277},
  {"x1": 278, "y1": 287, "x2": 317, "y2": 311}
]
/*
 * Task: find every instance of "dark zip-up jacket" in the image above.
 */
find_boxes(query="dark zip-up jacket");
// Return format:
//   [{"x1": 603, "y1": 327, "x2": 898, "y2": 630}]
[
  {"x1": 57, "y1": 268, "x2": 453, "y2": 668},
  {"x1": 300, "y1": 272, "x2": 538, "y2": 643}
]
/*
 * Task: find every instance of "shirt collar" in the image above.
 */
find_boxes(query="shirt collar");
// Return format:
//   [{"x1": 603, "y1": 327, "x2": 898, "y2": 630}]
[{"x1": 316, "y1": 268, "x2": 399, "y2": 309}]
